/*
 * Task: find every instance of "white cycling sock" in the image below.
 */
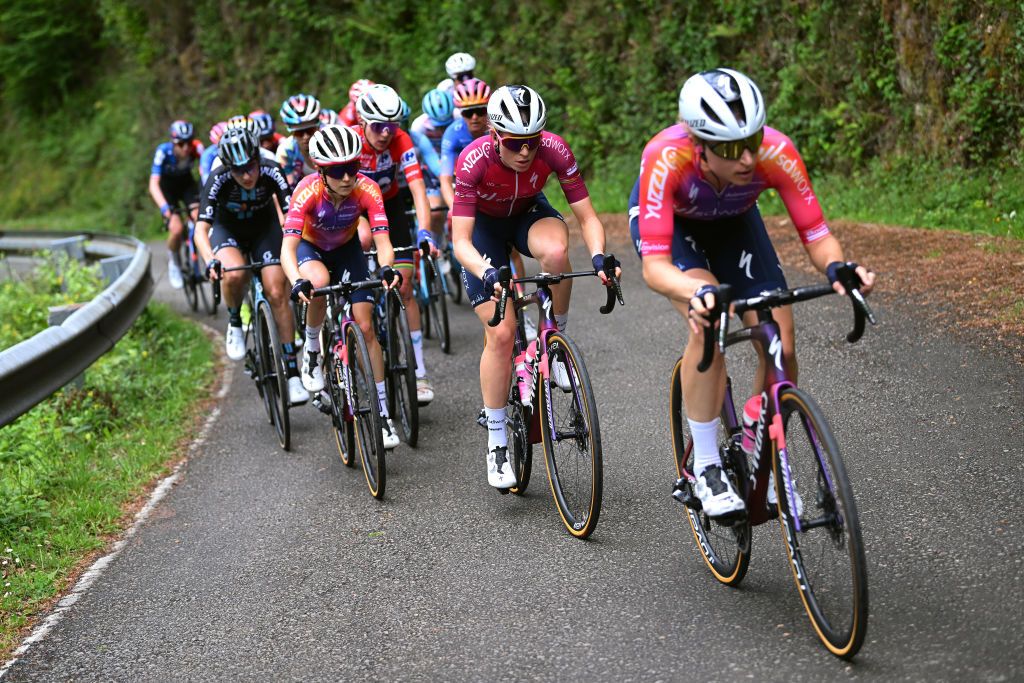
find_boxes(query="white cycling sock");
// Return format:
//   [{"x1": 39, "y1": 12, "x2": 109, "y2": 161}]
[
  {"x1": 554, "y1": 313, "x2": 568, "y2": 332},
  {"x1": 688, "y1": 417, "x2": 722, "y2": 476},
  {"x1": 411, "y1": 330, "x2": 426, "y2": 379},
  {"x1": 305, "y1": 324, "x2": 322, "y2": 353},
  {"x1": 485, "y1": 406, "x2": 507, "y2": 450},
  {"x1": 376, "y1": 380, "x2": 389, "y2": 418}
]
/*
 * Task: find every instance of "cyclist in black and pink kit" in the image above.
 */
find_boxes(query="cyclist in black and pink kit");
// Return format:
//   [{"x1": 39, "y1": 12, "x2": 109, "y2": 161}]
[
  {"x1": 452, "y1": 85, "x2": 619, "y2": 489},
  {"x1": 634, "y1": 68, "x2": 875, "y2": 519}
]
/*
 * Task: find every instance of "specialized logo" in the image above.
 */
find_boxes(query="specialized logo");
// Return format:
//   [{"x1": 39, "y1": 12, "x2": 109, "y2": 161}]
[
  {"x1": 510, "y1": 87, "x2": 529, "y2": 107},
  {"x1": 643, "y1": 147, "x2": 679, "y2": 221},
  {"x1": 768, "y1": 334, "x2": 783, "y2": 372},
  {"x1": 739, "y1": 250, "x2": 753, "y2": 279},
  {"x1": 529, "y1": 172, "x2": 539, "y2": 188}
]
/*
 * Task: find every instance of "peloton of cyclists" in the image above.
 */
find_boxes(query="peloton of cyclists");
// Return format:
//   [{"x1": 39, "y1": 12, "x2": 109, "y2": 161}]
[
  {"x1": 631, "y1": 67, "x2": 875, "y2": 519},
  {"x1": 149, "y1": 120, "x2": 204, "y2": 290},
  {"x1": 451, "y1": 85, "x2": 619, "y2": 489}
]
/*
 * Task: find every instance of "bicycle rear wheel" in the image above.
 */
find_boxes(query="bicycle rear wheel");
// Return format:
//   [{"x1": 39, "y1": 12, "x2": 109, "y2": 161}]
[
  {"x1": 324, "y1": 326, "x2": 355, "y2": 467},
  {"x1": 539, "y1": 331, "x2": 602, "y2": 539},
  {"x1": 444, "y1": 245, "x2": 463, "y2": 304},
  {"x1": 671, "y1": 357, "x2": 751, "y2": 586},
  {"x1": 347, "y1": 322, "x2": 386, "y2": 499},
  {"x1": 426, "y1": 256, "x2": 451, "y2": 353},
  {"x1": 386, "y1": 291, "x2": 419, "y2": 447},
  {"x1": 774, "y1": 386, "x2": 868, "y2": 659},
  {"x1": 257, "y1": 299, "x2": 290, "y2": 451}
]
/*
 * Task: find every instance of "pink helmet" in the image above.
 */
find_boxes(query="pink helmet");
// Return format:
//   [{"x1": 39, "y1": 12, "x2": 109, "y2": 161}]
[
  {"x1": 453, "y1": 78, "x2": 491, "y2": 109},
  {"x1": 348, "y1": 78, "x2": 375, "y2": 104},
  {"x1": 208, "y1": 121, "x2": 229, "y2": 145}
]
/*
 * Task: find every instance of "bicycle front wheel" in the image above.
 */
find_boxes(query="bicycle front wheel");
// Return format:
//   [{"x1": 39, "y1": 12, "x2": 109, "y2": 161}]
[
  {"x1": 539, "y1": 331, "x2": 602, "y2": 539},
  {"x1": 386, "y1": 291, "x2": 419, "y2": 447},
  {"x1": 506, "y1": 382, "x2": 533, "y2": 496},
  {"x1": 426, "y1": 256, "x2": 451, "y2": 353},
  {"x1": 257, "y1": 300, "x2": 290, "y2": 451},
  {"x1": 324, "y1": 326, "x2": 355, "y2": 467},
  {"x1": 774, "y1": 386, "x2": 868, "y2": 659},
  {"x1": 671, "y1": 357, "x2": 751, "y2": 586},
  {"x1": 179, "y1": 242, "x2": 198, "y2": 311},
  {"x1": 347, "y1": 322, "x2": 386, "y2": 499}
]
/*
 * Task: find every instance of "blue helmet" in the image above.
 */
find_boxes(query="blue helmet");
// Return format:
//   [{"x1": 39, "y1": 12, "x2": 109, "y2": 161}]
[
  {"x1": 400, "y1": 98, "x2": 412, "y2": 127},
  {"x1": 248, "y1": 110, "x2": 276, "y2": 138},
  {"x1": 279, "y1": 93, "x2": 321, "y2": 131},
  {"x1": 422, "y1": 89, "x2": 455, "y2": 125},
  {"x1": 169, "y1": 120, "x2": 194, "y2": 142}
]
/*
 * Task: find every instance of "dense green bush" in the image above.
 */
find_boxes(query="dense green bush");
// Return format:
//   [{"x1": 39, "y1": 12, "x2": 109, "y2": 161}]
[{"x1": 0, "y1": 1, "x2": 1020, "y2": 233}]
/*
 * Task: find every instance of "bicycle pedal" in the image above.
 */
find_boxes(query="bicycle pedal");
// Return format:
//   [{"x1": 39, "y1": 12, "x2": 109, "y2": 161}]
[
  {"x1": 311, "y1": 392, "x2": 333, "y2": 415},
  {"x1": 672, "y1": 478, "x2": 702, "y2": 511}
]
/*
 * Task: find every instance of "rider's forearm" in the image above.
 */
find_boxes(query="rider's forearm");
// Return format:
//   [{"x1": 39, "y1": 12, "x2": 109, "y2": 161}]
[
  {"x1": 451, "y1": 216, "x2": 488, "y2": 277},
  {"x1": 372, "y1": 233, "x2": 394, "y2": 270},
  {"x1": 569, "y1": 198, "x2": 606, "y2": 257},
  {"x1": 408, "y1": 178, "x2": 432, "y2": 238},
  {"x1": 804, "y1": 234, "x2": 845, "y2": 273},
  {"x1": 194, "y1": 221, "x2": 214, "y2": 262},
  {"x1": 148, "y1": 176, "x2": 167, "y2": 210},
  {"x1": 281, "y1": 236, "x2": 301, "y2": 284},
  {"x1": 642, "y1": 257, "x2": 708, "y2": 304},
  {"x1": 440, "y1": 176, "x2": 454, "y2": 209}
]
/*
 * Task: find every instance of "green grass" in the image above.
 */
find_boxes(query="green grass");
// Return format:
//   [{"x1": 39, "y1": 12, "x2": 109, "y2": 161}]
[{"x1": 0, "y1": 259, "x2": 214, "y2": 655}]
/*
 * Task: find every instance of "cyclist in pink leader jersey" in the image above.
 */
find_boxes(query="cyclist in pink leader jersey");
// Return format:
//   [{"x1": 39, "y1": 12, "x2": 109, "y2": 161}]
[
  {"x1": 633, "y1": 68, "x2": 875, "y2": 519},
  {"x1": 452, "y1": 85, "x2": 620, "y2": 489}
]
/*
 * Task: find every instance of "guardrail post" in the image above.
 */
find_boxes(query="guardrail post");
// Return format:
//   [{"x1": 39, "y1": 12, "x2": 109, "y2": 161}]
[
  {"x1": 100, "y1": 255, "x2": 133, "y2": 286},
  {"x1": 50, "y1": 236, "x2": 87, "y2": 262},
  {"x1": 47, "y1": 304, "x2": 87, "y2": 390}
]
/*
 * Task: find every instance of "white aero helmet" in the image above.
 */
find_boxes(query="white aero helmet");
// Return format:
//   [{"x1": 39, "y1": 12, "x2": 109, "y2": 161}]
[
  {"x1": 487, "y1": 85, "x2": 546, "y2": 135},
  {"x1": 308, "y1": 125, "x2": 363, "y2": 166},
  {"x1": 678, "y1": 68, "x2": 766, "y2": 142},
  {"x1": 445, "y1": 52, "x2": 476, "y2": 79},
  {"x1": 357, "y1": 84, "x2": 404, "y2": 123},
  {"x1": 437, "y1": 78, "x2": 455, "y2": 94}
]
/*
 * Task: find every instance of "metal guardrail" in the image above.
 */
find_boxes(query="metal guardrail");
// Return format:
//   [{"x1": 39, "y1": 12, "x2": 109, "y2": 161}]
[{"x1": 0, "y1": 231, "x2": 153, "y2": 427}]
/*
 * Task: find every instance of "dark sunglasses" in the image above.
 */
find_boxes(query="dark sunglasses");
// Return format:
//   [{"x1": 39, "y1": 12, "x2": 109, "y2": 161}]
[
  {"x1": 172, "y1": 139, "x2": 191, "y2": 146},
  {"x1": 703, "y1": 128, "x2": 765, "y2": 161},
  {"x1": 292, "y1": 126, "x2": 318, "y2": 139},
  {"x1": 496, "y1": 131, "x2": 542, "y2": 152},
  {"x1": 230, "y1": 158, "x2": 260, "y2": 175},
  {"x1": 369, "y1": 121, "x2": 400, "y2": 135},
  {"x1": 321, "y1": 161, "x2": 361, "y2": 180},
  {"x1": 461, "y1": 107, "x2": 487, "y2": 119}
]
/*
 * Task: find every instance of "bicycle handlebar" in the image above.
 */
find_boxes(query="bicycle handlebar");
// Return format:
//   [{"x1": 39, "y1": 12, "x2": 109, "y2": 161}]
[
  {"x1": 486, "y1": 265, "x2": 624, "y2": 327},
  {"x1": 695, "y1": 265, "x2": 876, "y2": 372},
  {"x1": 486, "y1": 266, "x2": 513, "y2": 327},
  {"x1": 211, "y1": 259, "x2": 281, "y2": 308},
  {"x1": 310, "y1": 278, "x2": 385, "y2": 299}
]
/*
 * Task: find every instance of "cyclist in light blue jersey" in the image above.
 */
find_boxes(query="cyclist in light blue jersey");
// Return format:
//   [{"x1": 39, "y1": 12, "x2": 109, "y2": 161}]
[
  {"x1": 200, "y1": 121, "x2": 227, "y2": 187},
  {"x1": 410, "y1": 88, "x2": 455, "y2": 233}
]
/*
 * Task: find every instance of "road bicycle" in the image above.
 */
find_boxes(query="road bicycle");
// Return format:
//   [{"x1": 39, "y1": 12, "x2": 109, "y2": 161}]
[
  {"x1": 365, "y1": 246, "x2": 420, "y2": 447},
  {"x1": 670, "y1": 266, "x2": 875, "y2": 658},
  {"x1": 212, "y1": 259, "x2": 291, "y2": 450},
  {"x1": 487, "y1": 260, "x2": 623, "y2": 539},
  {"x1": 169, "y1": 208, "x2": 216, "y2": 315},
  {"x1": 405, "y1": 208, "x2": 453, "y2": 351},
  {"x1": 309, "y1": 277, "x2": 389, "y2": 498}
]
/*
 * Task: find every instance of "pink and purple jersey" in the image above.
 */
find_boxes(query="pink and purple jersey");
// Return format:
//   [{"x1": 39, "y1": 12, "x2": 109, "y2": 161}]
[
  {"x1": 452, "y1": 132, "x2": 589, "y2": 218},
  {"x1": 284, "y1": 173, "x2": 388, "y2": 251},
  {"x1": 637, "y1": 125, "x2": 830, "y2": 257}
]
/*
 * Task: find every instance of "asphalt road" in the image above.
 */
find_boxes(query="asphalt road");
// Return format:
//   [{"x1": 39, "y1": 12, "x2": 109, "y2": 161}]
[{"x1": 4, "y1": 239, "x2": 1022, "y2": 681}]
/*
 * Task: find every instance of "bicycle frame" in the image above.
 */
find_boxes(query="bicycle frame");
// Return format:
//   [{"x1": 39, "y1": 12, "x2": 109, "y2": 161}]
[{"x1": 322, "y1": 290, "x2": 361, "y2": 423}]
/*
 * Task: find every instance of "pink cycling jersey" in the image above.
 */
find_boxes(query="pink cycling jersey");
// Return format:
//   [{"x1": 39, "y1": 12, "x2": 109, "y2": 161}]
[
  {"x1": 452, "y1": 132, "x2": 589, "y2": 218},
  {"x1": 637, "y1": 125, "x2": 830, "y2": 257},
  {"x1": 284, "y1": 173, "x2": 388, "y2": 252}
]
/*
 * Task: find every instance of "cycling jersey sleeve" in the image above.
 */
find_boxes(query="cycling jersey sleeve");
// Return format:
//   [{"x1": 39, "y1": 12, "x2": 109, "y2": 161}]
[
  {"x1": 393, "y1": 131, "x2": 423, "y2": 185},
  {"x1": 440, "y1": 123, "x2": 462, "y2": 177},
  {"x1": 282, "y1": 174, "x2": 317, "y2": 239},
  {"x1": 411, "y1": 129, "x2": 442, "y2": 178},
  {"x1": 636, "y1": 141, "x2": 690, "y2": 257},
  {"x1": 541, "y1": 134, "x2": 589, "y2": 204},
  {"x1": 357, "y1": 176, "x2": 389, "y2": 234},
  {"x1": 758, "y1": 132, "x2": 830, "y2": 244},
  {"x1": 197, "y1": 170, "x2": 228, "y2": 223},
  {"x1": 151, "y1": 144, "x2": 168, "y2": 176}
]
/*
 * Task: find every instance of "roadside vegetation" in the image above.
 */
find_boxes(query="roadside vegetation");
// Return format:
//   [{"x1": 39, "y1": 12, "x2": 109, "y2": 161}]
[{"x1": 0, "y1": 256, "x2": 214, "y2": 654}]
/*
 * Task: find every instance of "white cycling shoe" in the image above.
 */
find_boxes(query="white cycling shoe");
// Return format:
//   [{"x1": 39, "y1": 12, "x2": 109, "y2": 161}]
[
  {"x1": 487, "y1": 445, "x2": 517, "y2": 489},
  {"x1": 416, "y1": 377, "x2": 435, "y2": 405},
  {"x1": 167, "y1": 262, "x2": 184, "y2": 290},
  {"x1": 225, "y1": 325, "x2": 245, "y2": 361},
  {"x1": 550, "y1": 358, "x2": 573, "y2": 392},
  {"x1": 301, "y1": 350, "x2": 325, "y2": 392},
  {"x1": 694, "y1": 465, "x2": 746, "y2": 520},
  {"x1": 382, "y1": 418, "x2": 400, "y2": 450},
  {"x1": 287, "y1": 376, "x2": 309, "y2": 406}
]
